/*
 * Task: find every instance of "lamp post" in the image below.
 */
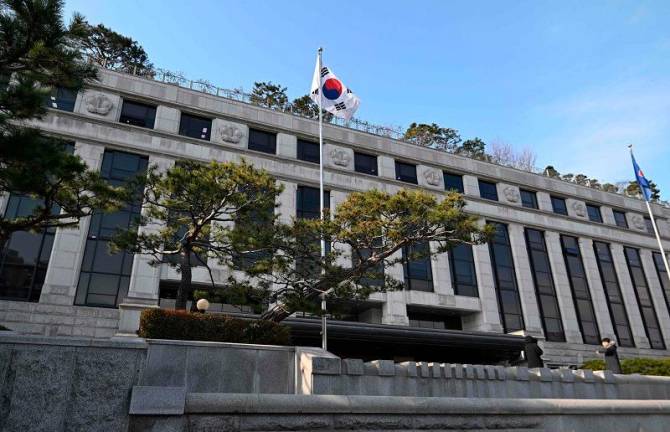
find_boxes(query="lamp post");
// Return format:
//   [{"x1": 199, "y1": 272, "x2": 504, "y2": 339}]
[{"x1": 196, "y1": 298, "x2": 210, "y2": 314}]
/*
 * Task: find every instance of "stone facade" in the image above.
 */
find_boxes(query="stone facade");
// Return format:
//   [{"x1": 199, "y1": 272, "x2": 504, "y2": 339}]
[{"x1": 2, "y1": 68, "x2": 670, "y2": 365}]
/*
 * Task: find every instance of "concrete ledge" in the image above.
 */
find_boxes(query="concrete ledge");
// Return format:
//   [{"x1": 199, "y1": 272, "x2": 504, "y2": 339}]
[
  {"x1": 0, "y1": 332, "x2": 147, "y2": 349},
  {"x1": 183, "y1": 393, "x2": 670, "y2": 415},
  {"x1": 129, "y1": 386, "x2": 186, "y2": 415}
]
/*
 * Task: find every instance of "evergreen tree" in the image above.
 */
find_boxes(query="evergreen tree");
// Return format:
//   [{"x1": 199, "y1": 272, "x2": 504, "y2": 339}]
[
  {"x1": 0, "y1": 0, "x2": 124, "y2": 244},
  {"x1": 289, "y1": 94, "x2": 333, "y2": 122},
  {"x1": 250, "y1": 81, "x2": 288, "y2": 110},
  {"x1": 403, "y1": 122, "x2": 461, "y2": 151}
]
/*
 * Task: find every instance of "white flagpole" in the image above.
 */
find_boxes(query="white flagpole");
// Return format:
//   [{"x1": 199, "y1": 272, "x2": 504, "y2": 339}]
[
  {"x1": 317, "y1": 47, "x2": 327, "y2": 351},
  {"x1": 630, "y1": 146, "x2": 670, "y2": 287}
]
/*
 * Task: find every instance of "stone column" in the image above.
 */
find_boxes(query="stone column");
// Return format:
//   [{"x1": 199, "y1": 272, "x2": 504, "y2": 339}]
[
  {"x1": 154, "y1": 106, "x2": 180, "y2": 134},
  {"x1": 536, "y1": 191, "x2": 553, "y2": 212},
  {"x1": 462, "y1": 175, "x2": 480, "y2": 197},
  {"x1": 461, "y1": 241, "x2": 503, "y2": 333},
  {"x1": 117, "y1": 156, "x2": 175, "y2": 336},
  {"x1": 507, "y1": 223, "x2": 544, "y2": 336},
  {"x1": 377, "y1": 155, "x2": 396, "y2": 180},
  {"x1": 544, "y1": 231, "x2": 583, "y2": 343},
  {"x1": 610, "y1": 244, "x2": 650, "y2": 349},
  {"x1": 381, "y1": 249, "x2": 409, "y2": 325},
  {"x1": 276, "y1": 133, "x2": 297, "y2": 159},
  {"x1": 277, "y1": 181, "x2": 297, "y2": 224},
  {"x1": 39, "y1": 142, "x2": 105, "y2": 306},
  {"x1": 0, "y1": 192, "x2": 9, "y2": 216},
  {"x1": 579, "y1": 238, "x2": 615, "y2": 338},
  {"x1": 640, "y1": 249, "x2": 670, "y2": 348},
  {"x1": 431, "y1": 244, "x2": 454, "y2": 296},
  {"x1": 330, "y1": 190, "x2": 351, "y2": 268}
]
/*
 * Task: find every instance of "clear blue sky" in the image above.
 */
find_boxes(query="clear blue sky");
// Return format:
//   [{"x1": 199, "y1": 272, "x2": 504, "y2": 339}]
[{"x1": 63, "y1": 0, "x2": 670, "y2": 197}]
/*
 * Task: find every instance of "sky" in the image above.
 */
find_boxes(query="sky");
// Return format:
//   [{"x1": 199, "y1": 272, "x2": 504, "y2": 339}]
[{"x1": 63, "y1": 0, "x2": 670, "y2": 197}]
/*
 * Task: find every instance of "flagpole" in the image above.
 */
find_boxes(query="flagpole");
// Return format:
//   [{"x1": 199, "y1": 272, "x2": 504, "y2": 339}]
[
  {"x1": 317, "y1": 47, "x2": 327, "y2": 351},
  {"x1": 630, "y1": 145, "x2": 670, "y2": 287}
]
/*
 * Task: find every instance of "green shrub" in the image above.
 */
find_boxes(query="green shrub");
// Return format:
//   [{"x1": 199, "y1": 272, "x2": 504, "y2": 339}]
[
  {"x1": 580, "y1": 357, "x2": 670, "y2": 376},
  {"x1": 138, "y1": 308, "x2": 290, "y2": 346},
  {"x1": 0, "y1": 324, "x2": 10, "y2": 331}
]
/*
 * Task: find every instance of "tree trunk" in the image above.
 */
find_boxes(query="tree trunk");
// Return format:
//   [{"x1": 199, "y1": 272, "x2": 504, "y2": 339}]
[{"x1": 175, "y1": 250, "x2": 192, "y2": 310}]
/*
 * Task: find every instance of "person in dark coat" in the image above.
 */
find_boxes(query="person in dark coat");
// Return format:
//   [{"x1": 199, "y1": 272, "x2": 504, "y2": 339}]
[
  {"x1": 524, "y1": 335, "x2": 544, "y2": 368},
  {"x1": 596, "y1": 337, "x2": 622, "y2": 374}
]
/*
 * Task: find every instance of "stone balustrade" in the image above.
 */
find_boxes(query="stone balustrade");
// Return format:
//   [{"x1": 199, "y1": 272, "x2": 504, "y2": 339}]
[{"x1": 301, "y1": 356, "x2": 670, "y2": 400}]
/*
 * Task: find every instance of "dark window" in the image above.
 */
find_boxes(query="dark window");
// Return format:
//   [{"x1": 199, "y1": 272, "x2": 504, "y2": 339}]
[
  {"x1": 525, "y1": 229, "x2": 565, "y2": 342},
  {"x1": 488, "y1": 222, "x2": 524, "y2": 333},
  {"x1": 402, "y1": 241, "x2": 433, "y2": 292},
  {"x1": 353, "y1": 244, "x2": 385, "y2": 288},
  {"x1": 586, "y1": 204, "x2": 603, "y2": 223},
  {"x1": 443, "y1": 172, "x2": 464, "y2": 193},
  {"x1": 613, "y1": 210, "x2": 628, "y2": 228},
  {"x1": 592, "y1": 241, "x2": 634, "y2": 347},
  {"x1": 248, "y1": 128, "x2": 277, "y2": 154},
  {"x1": 653, "y1": 252, "x2": 670, "y2": 315},
  {"x1": 296, "y1": 186, "x2": 330, "y2": 220},
  {"x1": 297, "y1": 139, "x2": 319, "y2": 164},
  {"x1": 44, "y1": 87, "x2": 76, "y2": 112},
  {"x1": 409, "y1": 312, "x2": 462, "y2": 330},
  {"x1": 560, "y1": 235, "x2": 600, "y2": 345},
  {"x1": 520, "y1": 189, "x2": 538, "y2": 209},
  {"x1": 644, "y1": 217, "x2": 654, "y2": 234},
  {"x1": 354, "y1": 152, "x2": 378, "y2": 176},
  {"x1": 449, "y1": 244, "x2": 478, "y2": 297},
  {"x1": 624, "y1": 247, "x2": 665, "y2": 349},
  {"x1": 233, "y1": 204, "x2": 274, "y2": 271},
  {"x1": 179, "y1": 113, "x2": 211, "y2": 140},
  {"x1": 119, "y1": 100, "x2": 156, "y2": 128},
  {"x1": 0, "y1": 143, "x2": 73, "y2": 302},
  {"x1": 75, "y1": 150, "x2": 148, "y2": 308},
  {"x1": 296, "y1": 186, "x2": 330, "y2": 277},
  {"x1": 395, "y1": 161, "x2": 417, "y2": 184},
  {"x1": 551, "y1": 196, "x2": 568, "y2": 215},
  {"x1": 478, "y1": 180, "x2": 498, "y2": 201}
]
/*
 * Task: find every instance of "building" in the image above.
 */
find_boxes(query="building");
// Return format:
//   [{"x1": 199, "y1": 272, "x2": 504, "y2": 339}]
[{"x1": 1, "y1": 68, "x2": 670, "y2": 366}]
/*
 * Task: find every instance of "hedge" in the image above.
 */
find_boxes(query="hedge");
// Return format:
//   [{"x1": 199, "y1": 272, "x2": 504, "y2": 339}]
[
  {"x1": 0, "y1": 325, "x2": 9, "y2": 331},
  {"x1": 138, "y1": 309, "x2": 290, "y2": 346},
  {"x1": 581, "y1": 357, "x2": 670, "y2": 377}
]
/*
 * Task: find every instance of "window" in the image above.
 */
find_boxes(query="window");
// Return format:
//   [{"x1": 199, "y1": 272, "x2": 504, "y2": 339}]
[
  {"x1": 44, "y1": 87, "x2": 76, "y2": 112},
  {"x1": 624, "y1": 247, "x2": 665, "y2": 349},
  {"x1": 488, "y1": 222, "x2": 524, "y2": 333},
  {"x1": 75, "y1": 150, "x2": 148, "y2": 308},
  {"x1": 233, "y1": 204, "x2": 274, "y2": 271},
  {"x1": 478, "y1": 180, "x2": 498, "y2": 201},
  {"x1": 520, "y1": 189, "x2": 538, "y2": 209},
  {"x1": 653, "y1": 252, "x2": 670, "y2": 313},
  {"x1": 179, "y1": 113, "x2": 211, "y2": 140},
  {"x1": 586, "y1": 204, "x2": 603, "y2": 223},
  {"x1": 352, "y1": 245, "x2": 384, "y2": 288},
  {"x1": 297, "y1": 139, "x2": 319, "y2": 164},
  {"x1": 296, "y1": 186, "x2": 329, "y2": 219},
  {"x1": 613, "y1": 210, "x2": 628, "y2": 228},
  {"x1": 443, "y1": 172, "x2": 464, "y2": 193},
  {"x1": 248, "y1": 128, "x2": 277, "y2": 154},
  {"x1": 560, "y1": 236, "x2": 600, "y2": 345},
  {"x1": 525, "y1": 229, "x2": 565, "y2": 342},
  {"x1": 644, "y1": 217, "x2": 654, "y2": 234},
  {"x1": 402, "y1": 241, "x2": 433, "y2": 292},
  {"x1": 395, "y1": 161, "x2": 417, "y2": 184},
  {"x1": 592, "y1": 241, "x2": 634, "y2": 347},
  {"x1": 119, "y1": 100, "x2": 156, "y2": 128},
  {"x1": 449, "y1": 244, "x2": 478, "y2": 297},
  {"x1": 0, "y1": 143, "x2": 73, "y2": 302},
  {"x1": 551, "y1": 196, "x2": 568, "y2": 215},
  {"x1": 408, "y1": 312, "x2": 462, "y2": 330},
  {"x1": 354, "y1": 152, "x2": 378, "y2": 176}
]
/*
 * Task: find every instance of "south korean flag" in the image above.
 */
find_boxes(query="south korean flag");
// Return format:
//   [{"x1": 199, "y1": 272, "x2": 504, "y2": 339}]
[{"x1": 310, "y1": 57, "x2": 360, "y2": 121}]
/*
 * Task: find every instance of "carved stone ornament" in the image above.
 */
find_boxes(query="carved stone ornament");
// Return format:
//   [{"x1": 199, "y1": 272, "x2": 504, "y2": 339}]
[
  {"x1": 631, "y1": 214, "x2": 645, "y2": 230},
  {"x1": 218, "y1": 125, "x2": 243, "y2": 144},
  {"x1": 503, "y1": 186, "x2": 520, "y2": 203},
  {"x1": 84, "y1": 93, "x2": 113, "y2": 115},
  {"x1": 571, "y1": 201, "x2": 587, "y2": 217},
  {"x1": 423, "y1": 169, "x2": 441, "y2": 186},
  {"x1": 329, "y1": 148, "x2": 351, "y2": 167}
]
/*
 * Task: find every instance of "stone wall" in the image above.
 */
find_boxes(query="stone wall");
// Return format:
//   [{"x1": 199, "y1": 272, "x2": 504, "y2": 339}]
[
  {"x1": 301, "y1": 355, "x2": 670, "y2": 400},
  {"x1": 128, "y1": 393, "x2": 670, "y2": 432},
  {"x1": 0, "y1": 299, "x2": 119, "y2": 338},
  {"x1": 0, "y1": 333, "x2": 146, "y2": 432}
]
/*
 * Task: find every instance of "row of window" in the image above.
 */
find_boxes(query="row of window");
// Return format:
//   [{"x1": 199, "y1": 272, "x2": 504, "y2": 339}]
[{"x1": 47, "y1": 88, "x2": 662, "y2": 235}]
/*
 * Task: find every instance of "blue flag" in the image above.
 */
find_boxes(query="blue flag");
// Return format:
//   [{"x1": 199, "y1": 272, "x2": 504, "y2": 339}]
[{"x1": 631, "y1": 153, "x2": 653, "y2": 201}]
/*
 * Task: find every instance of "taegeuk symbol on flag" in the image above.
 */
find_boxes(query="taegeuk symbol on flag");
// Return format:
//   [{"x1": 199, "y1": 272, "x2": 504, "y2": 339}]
[{"x1": 310, "y1": 59, "x2": 360, "y2": 121}]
